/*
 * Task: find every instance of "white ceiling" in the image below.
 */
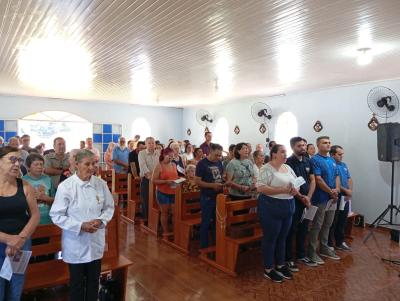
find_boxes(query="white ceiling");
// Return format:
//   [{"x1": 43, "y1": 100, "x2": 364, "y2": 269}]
[{"x1": 0, "y1": 0, "x2": 400, "y2": 107}]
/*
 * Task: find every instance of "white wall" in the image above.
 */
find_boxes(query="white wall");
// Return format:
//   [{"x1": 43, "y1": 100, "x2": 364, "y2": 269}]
[
  {"x1": 0, "y1": 94, "x2": 183, "y2": 144},
  {"x1": 182, "y1": 79, "x2": 400, "y2": 223}
]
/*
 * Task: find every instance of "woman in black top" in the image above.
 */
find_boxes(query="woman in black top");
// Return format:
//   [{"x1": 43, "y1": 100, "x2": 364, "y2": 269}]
[{"x1": 0, "y1": 146, "x2": 40, "y2": 300}]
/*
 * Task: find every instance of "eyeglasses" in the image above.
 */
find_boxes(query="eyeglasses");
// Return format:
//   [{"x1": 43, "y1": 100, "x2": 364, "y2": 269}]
[{"x1": 8, "y1": 156, "x2": 24, "y2": 165}]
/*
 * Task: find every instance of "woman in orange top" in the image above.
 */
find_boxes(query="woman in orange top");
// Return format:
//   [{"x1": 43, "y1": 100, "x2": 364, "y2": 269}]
[{"x1": 152, "y1": 148, "x2": 179, "y2": 235}]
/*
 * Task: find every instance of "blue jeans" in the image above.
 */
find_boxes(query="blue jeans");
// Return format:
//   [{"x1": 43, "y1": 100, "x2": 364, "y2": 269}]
[
  {"x1": 200, "y1": 195, "x2": 216, "y2": 248},
  {"x1": 0, "y1": 239, "x2": 32, "y2": 301},
  {"x1": 258, "y1": 194, "x2": 295, "y2": 269}
]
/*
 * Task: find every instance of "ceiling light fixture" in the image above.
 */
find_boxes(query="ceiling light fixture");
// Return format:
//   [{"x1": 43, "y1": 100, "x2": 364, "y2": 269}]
[{"x1": 357, "y1": 47, "x2": 373, "y2": 66}]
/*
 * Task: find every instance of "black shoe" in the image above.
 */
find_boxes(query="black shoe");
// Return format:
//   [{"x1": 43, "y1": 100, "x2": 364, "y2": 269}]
[
  {"x1": 264, "y1": 269, "x2": 283, "y2": 283},
  {"x1": 286, "y1": 261, "x2": 299, "y2": 272},
  {"x1": 276, "y1": 265, "x2": 293, "y2": 280}
]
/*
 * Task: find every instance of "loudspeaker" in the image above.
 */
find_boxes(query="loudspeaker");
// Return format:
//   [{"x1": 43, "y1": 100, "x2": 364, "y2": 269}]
[{"x1": 377, "y1": 122, "x2": 400, "y2": 161}]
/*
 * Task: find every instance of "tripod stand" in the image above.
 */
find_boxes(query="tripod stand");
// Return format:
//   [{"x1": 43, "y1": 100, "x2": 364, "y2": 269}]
[{"x1": 363, "y1": 161, "x2": 400, "y2": 243}]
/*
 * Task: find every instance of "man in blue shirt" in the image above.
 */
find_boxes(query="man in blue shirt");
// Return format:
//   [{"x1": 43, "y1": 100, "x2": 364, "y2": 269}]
[
  {"x1": 307, "y1": 136, "x2": 340, "y2": 264},
  {"x1": 112, "y1": 137, "x2": 130, "y2": 174},
  {"x1": 329, "y1": 145, "x2": 353, "y2": 251},
  {"x1": 195, "y1": 143, "x2": 224, "y2": 248}
]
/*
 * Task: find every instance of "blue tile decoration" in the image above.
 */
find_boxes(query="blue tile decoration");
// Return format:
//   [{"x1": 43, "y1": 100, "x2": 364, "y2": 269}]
[
  {"x1": 0, "y1": 120, "x2": 4, "y2": 131},
  {"x1": 93, "y1": 133, "x2": 102, "y2": 143},
  {"x1": 103, "y1": 133, "x2": 112, "y2": 143},
  {"x1": 0, "y1": 131, "x2": 4, "y2": 139},
  {"x1": 5, "y1": 131, "x2": 17, "y2": 141},
  {"x1": 103, "y1": 124, "x2": 112, "y2": 134},
  {"x1": 113, "y1": 134, "x2": 120, "y2": 143}
]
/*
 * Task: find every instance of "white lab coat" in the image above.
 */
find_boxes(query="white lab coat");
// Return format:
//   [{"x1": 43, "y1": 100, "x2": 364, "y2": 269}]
[{"x1": 50, "y1": 174, "x2": 114, "y2": 264}]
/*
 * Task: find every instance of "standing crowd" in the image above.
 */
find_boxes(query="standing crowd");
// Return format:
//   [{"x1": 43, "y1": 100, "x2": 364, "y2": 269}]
[{"x1": 0, "y1": 129, "x2": 353, "y2": 300}]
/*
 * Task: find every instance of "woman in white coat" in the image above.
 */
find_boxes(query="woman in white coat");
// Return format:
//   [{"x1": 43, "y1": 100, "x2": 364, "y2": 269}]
[{"x1": 50, "y1": 150, "x2": 114, "y2": 301}]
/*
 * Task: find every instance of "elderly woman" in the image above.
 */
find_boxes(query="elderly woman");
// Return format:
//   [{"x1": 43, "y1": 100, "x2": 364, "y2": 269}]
[
  {"x1": 0, "y1": 146, "x2": 40, "y2": 300},
  {"x1": 169, "y1": 142, "x2": 185, "y2": 177},
  {"x1": 256, "y1": 144, "x2": 298, "y2": 283},
  {"x1": 253, "y1": 150, "x2": 265, "y2": 181},
  {"x1": 182, "y1": 164, "x2": 199, "y2": 193},
  {"x1": 22, "y1": 153, "x2": 55, "y2": 225},
  {"x1": 50, "y1": 150, "x2": 114, "y2": 301},
  {"x1": 225, "y1": 143, "x2": 256, "y2": 200},
  {"x1": 104, "y1": 142, "x2": 115, "y2": 170}
]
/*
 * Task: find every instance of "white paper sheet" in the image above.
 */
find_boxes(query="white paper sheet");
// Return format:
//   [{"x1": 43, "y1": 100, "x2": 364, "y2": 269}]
[
  {"x1": 291, "y1": 176, "x2": 306, "y2": 189},
  {"x1": 325, "y1": 199, "x2": 337, "y2": 211},
  {"x1": 0, "y1": 257, "x2": 13, "y2": 281},
  {"x1": 176, "y1": 165, "x2": 186, "y2": 175},
  {"x1": 300, "y1": 205, "x2": 318, "y2": 222},
  {"x1": 174, "y1": 177, "x2": 186, "y2": 184},
  {"x1": 339, "y1": 196, "x2": 346, "y2": 211},
  {"x1": 10, "y1": 250, "x2": 32, "y2": 275}
]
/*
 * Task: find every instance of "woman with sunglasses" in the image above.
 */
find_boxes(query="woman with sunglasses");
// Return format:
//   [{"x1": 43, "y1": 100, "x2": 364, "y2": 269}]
[{"x1": 0, "y1": 146, "x2": 40, "y2": 300}]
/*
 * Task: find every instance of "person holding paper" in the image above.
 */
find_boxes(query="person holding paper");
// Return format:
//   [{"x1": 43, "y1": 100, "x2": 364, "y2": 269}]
[
  {"x1": 328, "y1": 145, "x2": 353, "y2": 251},
  {"x1": 256, "y1": 144, "x2": 298, "y2": 283},
  {"x1": 50, "y1": 150, "x2": 114, "y2": 301},
  {"x1": 226, "y1": 143, "x2": 256, "y2": 200},
  {"x1": 285, "y1": 137, "x2": 317, "y2": 271},
  {"x1": 307, "y1": 136, "x2": 341, "y2": 265},
  {"x1": 0, "y1": 146, "x2": 40, "y2": 300},
  {"x1": 138, "y1": 137, "x2": 160, "y2": 221},
  {"x1": 195, "y1": 143, "x2": 224, "y2": 249},
  {"x1": 170, "y1": 142, "x2": 186, "y2": 177},
  {"x1": 152, "y1": 148, "x2": 179, "y2": 236}
]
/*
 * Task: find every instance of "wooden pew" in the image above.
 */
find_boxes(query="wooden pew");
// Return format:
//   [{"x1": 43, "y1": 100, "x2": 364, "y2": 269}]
[
  {"x1": 199, "y1": 194, "x2": 262, "y2": 276},
  {"x1": 124, "y1": 173, "x2": 142, "y2": 224},
  {"x1": 100, "y1": 169, "x2": 113, "y2": 191},
  {"x1": 112, "y1": 170, "x2": 129, "y2": 217},
  {"x1": 163, "y1": 184, "x2": 201, "y2": 254},
  {"x1": 24, "y1": 208, "x2": 133, "y2": 300},
  {"x1": 140, "y1": 181, "x2": 160, "y2": 236}
]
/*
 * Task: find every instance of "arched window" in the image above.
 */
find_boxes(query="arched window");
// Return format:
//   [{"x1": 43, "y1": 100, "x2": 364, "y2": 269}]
[
  {"x1": 275, "y1": 112, "x2": 298, "y2": 156},
  {"x1": 213, "y1": 117, "x2": 229, "y2": 151},
  {"x1": 131, "y1": 118, "x2": 151, "y2": 140},
  {"x1": 19, "y1": 111, "x2": 92, "y2": 150}
]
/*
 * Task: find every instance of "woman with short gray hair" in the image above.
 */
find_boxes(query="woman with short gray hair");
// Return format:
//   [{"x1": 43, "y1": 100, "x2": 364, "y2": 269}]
[{"x1": 50, "y1": 149, "x2": 114, "y2": 300}]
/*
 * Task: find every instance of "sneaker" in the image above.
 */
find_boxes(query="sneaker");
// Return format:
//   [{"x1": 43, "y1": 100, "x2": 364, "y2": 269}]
[
  {"x1": 297, "y1": 257, "x2": 318, "y2": 267},
  {"x1": 309, "y1": 254, "x2": 325, "y2": 265},
  {"x1": 264, "y1": 269, "x2": 283, "y2": 283},
  {"x1": 320, "y1": 251, "x2": 341, "y2": 260},
  {"x1": 336, "y1": 242, "x2": 352, "y2": 251},
  {"x1": 276, "y1": 265, "x2": 294, "y2": 280},
  {"x1": 286, "y1": 261, "x2": 300, "y2": 272}
]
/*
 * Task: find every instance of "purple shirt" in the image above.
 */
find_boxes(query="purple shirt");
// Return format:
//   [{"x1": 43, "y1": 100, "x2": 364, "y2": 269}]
[{"x1": 200, "y1": 142, "x2": 211, "y2": 156}]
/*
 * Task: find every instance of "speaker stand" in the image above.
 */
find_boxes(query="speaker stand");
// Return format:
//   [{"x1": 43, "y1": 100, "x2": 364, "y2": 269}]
[{"x1": 364, "y1": 161, "x2": 400, "y2": 243}]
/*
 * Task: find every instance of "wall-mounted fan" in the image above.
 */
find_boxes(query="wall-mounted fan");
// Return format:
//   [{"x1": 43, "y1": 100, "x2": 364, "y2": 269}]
[
  {"x1": 367, "y1": 86, "x2": 399, "y2": 121},
  {"x1": 196, "y1": 109, "x2": 214, "y2": 132},
  {"x1": 251, "y1": 102, "x2": 273, "y2": 135}
]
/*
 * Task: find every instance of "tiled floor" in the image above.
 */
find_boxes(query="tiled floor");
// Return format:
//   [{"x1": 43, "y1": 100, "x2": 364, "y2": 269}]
[{"x1": 23, "y1": 224, "x2": 400, "y2": 300}]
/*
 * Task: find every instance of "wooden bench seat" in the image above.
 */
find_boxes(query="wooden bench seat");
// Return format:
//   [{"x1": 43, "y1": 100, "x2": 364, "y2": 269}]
[
  {"x1": 140, "y1": 181, "x2": 159, "y2": 235},
  {"x1": 199, "y1": 194, "x2": 261, "y2": 276},
  {"x1": 162, "y1": 185, "x2": 201, "y2": 253},
  {"x1": 24, "y1": 208, "x2": 133, "y2": 300}
]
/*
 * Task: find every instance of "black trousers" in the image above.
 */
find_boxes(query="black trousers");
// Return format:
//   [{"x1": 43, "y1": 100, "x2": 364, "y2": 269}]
[
  {"x1": 68, "y1": 259, "x2": 101, "y2": 301},
  {"x1": 285, "y1": 200, "x2": 309, "y2": 261},
  {"x1": 329, "y1": 198, "x2": 350, "y2": 246},
  {"x1": 140, "y1": 177, "x2": 150, "y2": 220}
]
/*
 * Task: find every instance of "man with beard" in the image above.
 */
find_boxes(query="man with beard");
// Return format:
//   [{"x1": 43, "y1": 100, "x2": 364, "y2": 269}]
[
  {"x1": 112, "y1": 137, "x2": 129, "y2": 174},
  {"x1": 285, "y1": 137, "x2": 317, "y2": 271}
]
